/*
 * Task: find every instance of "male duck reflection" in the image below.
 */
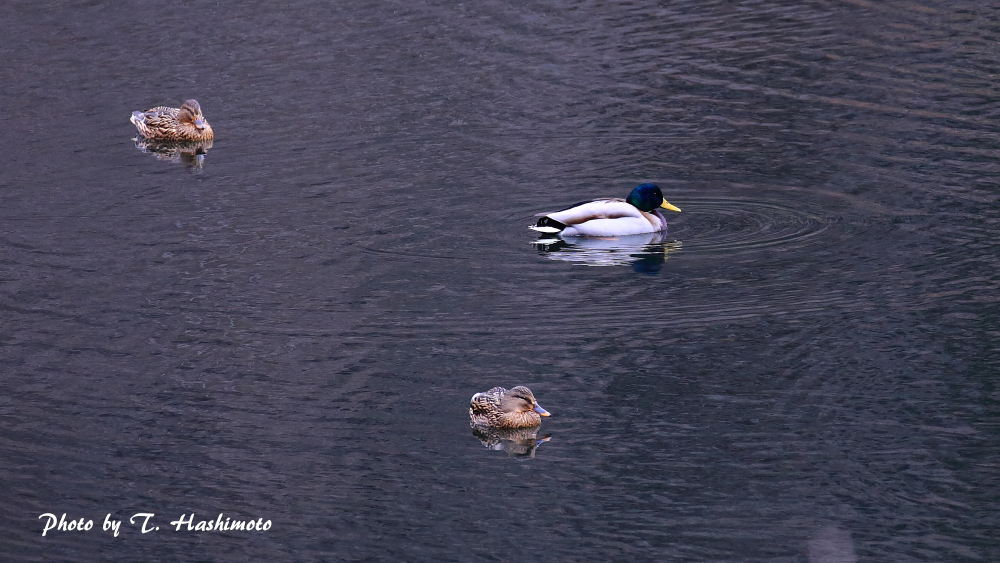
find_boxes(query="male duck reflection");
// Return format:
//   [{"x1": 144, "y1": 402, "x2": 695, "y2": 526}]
[
  {"x1": 470, "y1": 386, "x2": 550, "y2": 429},
  {"x1": 533, "y1": 232, "x2": 682, "y2": 271},
  {"x1": 130, "y1": 99, "x2": 214, "y2": 142},
  {"x1": 531, "y1": 183, "x2": 681, "y2": 237}
]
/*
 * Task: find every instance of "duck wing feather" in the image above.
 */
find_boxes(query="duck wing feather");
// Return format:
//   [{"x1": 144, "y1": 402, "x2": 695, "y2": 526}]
[{"x1": 544, "y1": 199, "x2": 643, "y2": 226}]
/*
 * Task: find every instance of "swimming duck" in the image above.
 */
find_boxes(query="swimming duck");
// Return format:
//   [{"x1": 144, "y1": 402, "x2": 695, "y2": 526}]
[
  {"x1": 530, "y1": 183, "x2": 681, "y2": 237},
  {"x1": 470, "y1": 386, "x2": 550, "y2": 429},
  {"x1": 130, "y1": 99, "x2": 214, "y2": 142}
]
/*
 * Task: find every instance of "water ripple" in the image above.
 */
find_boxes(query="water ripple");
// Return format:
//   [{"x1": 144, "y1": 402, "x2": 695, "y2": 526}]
[{"x1": 667, "y1": 196, "x2": 836, "y2": 255}]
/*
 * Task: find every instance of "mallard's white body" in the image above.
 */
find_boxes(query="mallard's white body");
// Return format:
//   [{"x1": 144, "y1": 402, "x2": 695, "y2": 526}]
[{"x1": 531, "y1": 198, "x2": 669, "y2": 237}]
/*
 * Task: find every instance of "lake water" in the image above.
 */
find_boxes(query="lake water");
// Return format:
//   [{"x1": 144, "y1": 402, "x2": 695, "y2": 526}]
[{"x1": 2, "y1": 0, "x2": 998, "y2": 561}]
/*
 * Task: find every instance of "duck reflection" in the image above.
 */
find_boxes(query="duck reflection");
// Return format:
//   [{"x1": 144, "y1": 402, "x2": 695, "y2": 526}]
[
  {"x1": 132, "y1": 137, "x2": 213, "y2": 169},
  {"x1": 532, "y1": 231, "x2": 681, "y2": 272},
  {"x1": 471, "y1": 426, "x2": 552, "y2": 459}
]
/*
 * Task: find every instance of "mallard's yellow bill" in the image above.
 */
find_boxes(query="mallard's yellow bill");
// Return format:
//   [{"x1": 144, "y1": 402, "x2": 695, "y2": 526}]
[{"x1": 660, "y1": 200, "x2": 682, "y2": 212}]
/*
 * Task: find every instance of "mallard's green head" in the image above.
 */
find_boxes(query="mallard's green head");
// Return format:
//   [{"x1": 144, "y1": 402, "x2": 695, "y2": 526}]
[
  {"x1": 178, "y1": 99, "x2": 207, "y2": 130},
  {"x1": 626, "y1": 183, "x2": 681, "y2": 213},
  {"x1": 501, "y1": 386, "x2": 551, "y2": 417}
]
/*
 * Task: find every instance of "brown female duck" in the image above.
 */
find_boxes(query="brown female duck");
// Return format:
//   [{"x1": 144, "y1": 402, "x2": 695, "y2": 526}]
[
  {"x1": 130, "y1": 99, "x2": 213, "y2": 142},
  {"x1": 469, "y1": 386, "x2": 550, "y2": 429}
]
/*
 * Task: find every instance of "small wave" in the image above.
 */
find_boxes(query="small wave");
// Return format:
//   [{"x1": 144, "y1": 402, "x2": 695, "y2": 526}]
[{"x1": 666, "y1": 197, "x2": 835, "y2": 255}]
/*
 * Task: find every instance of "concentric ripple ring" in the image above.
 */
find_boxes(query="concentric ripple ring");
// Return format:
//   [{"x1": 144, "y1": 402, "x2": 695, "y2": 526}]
[{"x1": 665, "y1": 197, "x2": 838, "y2": 255}]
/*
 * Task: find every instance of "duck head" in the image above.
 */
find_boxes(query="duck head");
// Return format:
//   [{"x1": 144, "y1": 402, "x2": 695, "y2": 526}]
[
  {"x1": 178, "y1": 99, "x2": 208, "y2": 130},
  {"x1": 625, "y1": 183, "x2": 681, "y2": 213},
  {"x1": 501, "y1": 386, "x2": 551, "y2": 417}
]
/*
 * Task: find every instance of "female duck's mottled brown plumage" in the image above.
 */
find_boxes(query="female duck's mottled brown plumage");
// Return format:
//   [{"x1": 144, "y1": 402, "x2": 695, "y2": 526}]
[
  {"x1": 469, "y1": 386, "x2": 550, "y2": 429},
  {"x1": 130, "y1": 99, "x2": 213, "y2": 142}
]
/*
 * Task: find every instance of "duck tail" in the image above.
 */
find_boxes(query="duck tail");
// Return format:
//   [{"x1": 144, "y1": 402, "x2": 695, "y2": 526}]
[{"x1": 530, "y1": 216, "x2": 567, "y2": 234}]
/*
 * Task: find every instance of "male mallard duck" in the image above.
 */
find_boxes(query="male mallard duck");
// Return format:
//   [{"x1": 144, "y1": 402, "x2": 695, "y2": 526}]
[
  {"x1": 470, "y1": 386, "x2": 550, "y2": 429},
  {"x1": 530, "y1": 183, "x2": 681, "y2": 237},
  {"x1": 130, "y1": 99, "x2": 213, "y2": 142}
]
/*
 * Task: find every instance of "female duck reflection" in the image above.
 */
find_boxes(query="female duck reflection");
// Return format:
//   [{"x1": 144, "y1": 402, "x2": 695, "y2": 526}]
[
  {"x1": 530, "y1": 183, "x2": 682, "y2": 271},
  {"x1": 132, "y1": 137, "x2": 213, "y2": 169},
  {"x1": 470, "y1": 386, "x2": 552, "y2": 458}
]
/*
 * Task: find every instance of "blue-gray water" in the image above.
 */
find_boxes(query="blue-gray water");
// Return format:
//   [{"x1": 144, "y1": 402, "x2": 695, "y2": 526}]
[{"x1": 2, "y1": 0, "x2": 998, "y2": 561}]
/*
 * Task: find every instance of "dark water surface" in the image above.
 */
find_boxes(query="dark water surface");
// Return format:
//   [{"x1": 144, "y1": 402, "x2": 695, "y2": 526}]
[{"x1": 3, "y1": 0, "x2": 999, "y2": 561}]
